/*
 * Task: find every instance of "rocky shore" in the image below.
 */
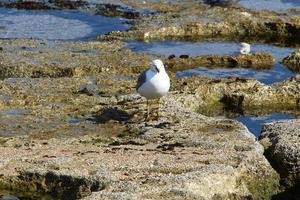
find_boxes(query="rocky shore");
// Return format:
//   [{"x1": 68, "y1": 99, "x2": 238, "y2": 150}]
[
  {"x1": 0, "y1": 0, "x2": 300, "y2": 199},
  {"x1": 260, "y1": 120, "x2": 300, "y2": 200},
  {"x1": 281, "y1": 49, "x2": 300, "y2": 73}
]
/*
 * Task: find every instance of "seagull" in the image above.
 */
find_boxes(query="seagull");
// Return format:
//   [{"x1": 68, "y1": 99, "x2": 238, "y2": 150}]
[
  {"x1": 240, "y1": 42, "x2": 251, "y2": 55},
  {"x1": 136, "y1": 59, "x2": 170, "y2": 119}
]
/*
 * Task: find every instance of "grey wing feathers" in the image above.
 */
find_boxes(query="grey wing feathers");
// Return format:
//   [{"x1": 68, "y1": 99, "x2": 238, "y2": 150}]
[{"x1": 136, "y1": 69, "x2": 148, "y2": 91}]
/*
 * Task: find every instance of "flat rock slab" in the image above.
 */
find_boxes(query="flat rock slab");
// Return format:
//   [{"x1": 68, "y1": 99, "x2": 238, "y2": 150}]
[
  {"x1": 260, "y1": 119, "x2": 300, "y2": 191},
  {"x1": 166, "y1": 52, "x2": 275, "y2": 71},
  {"x1": 0, "y1": 90, "x2": 279, "y2": 200}
]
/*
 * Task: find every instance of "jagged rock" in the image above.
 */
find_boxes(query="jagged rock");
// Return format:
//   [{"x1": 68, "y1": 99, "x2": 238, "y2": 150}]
[
  {"x1": 281, "y1": 49, "x2": 300, "y2": 73},
  {"x1": 171, "y1": 76, "x2": 300, "y2": 116},
  {"x1": 259, "y1": 120, "x2": 300, "y2": 196}
]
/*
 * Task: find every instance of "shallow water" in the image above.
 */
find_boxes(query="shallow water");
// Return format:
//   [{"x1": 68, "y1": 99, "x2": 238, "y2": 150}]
[
  {"x1": 0, "y1": 191, "x2": 54, "y2": 200},
  {"x1": 0, "y1": 108, "x2": 29, "y2": 116},
  {"x1": 125, "y1": 40, "x2": 244, "y2": 57},
  {"x1": 125, "y1": 40, "x2": 295, "y2": 84},
  {"x1": 0, "y1": 8, "x2": 129, "y2": 40},
  {"x1": 176, "y1": 63, "x2": 294, "y2": 84},
  {"x1": 239, "y1": 0, "x2": 300, "y2": 11},
  {"x1": 126, "y1": 41, "x2": 299, "y2": 135},
  {"x1": 125, "y1": 41, "x2": 294, "y2": 60},
  {"x1": 231, "y1": 112, "x2": 295, "y2": 137}
]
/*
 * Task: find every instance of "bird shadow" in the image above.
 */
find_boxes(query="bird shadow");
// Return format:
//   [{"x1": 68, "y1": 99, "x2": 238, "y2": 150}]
[{"x1": 88, "y1": 107, "x2": 132, "y2": 124}]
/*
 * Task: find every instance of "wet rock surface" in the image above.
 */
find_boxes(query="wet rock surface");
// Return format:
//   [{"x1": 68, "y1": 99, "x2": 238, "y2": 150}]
[
  {"x1": 281, "y1": 49, "x2": 300, "y2": 73},
  {"x1": 172, "y1": 75, "x2": 300, "y2": 116},
  {"x1": 0, "y1": 0, "x2": 87, "y2": 10},
  {"x1": 166, "y1": 52, "x2": 275, "y2": 71},
  {"x1": 100, "y1": 1, "x2": 300, "y2": 47},
  {"x1": 0, "y1": 38, "x2": 286, "y2": 199},
  {"x1": 0, "y1": 85, "x2": 280, "y2": 200},
  {"x1": 259, "y1": 120, "x2": 300, "y2": 200},
  {"x1": 1, "y1": 0, "x2": 300, "y2": 199}
]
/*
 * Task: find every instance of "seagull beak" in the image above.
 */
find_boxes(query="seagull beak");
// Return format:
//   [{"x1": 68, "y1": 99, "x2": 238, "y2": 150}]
[{"x1": 156, "y1": 66, "x2": 160, "y2": 73}]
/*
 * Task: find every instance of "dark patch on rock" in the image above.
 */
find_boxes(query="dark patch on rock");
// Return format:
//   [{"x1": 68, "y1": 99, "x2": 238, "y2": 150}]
[
  {"x1": 281, "y1": 49, "x2": 300, "y2": 73},
  {"x1": 2, "y1": 1, "x2": 53, "y2": 10},
  {"x1": 272, "y1": 180, "x2": 300, "y2": 200},
  {"x1": 203, "y1": 0, "x2": 238, "y2": 7},
  {"x1": 227, "y1": 57, "x2": 239, "y2": 67},
  {"x1": 77, "y1": 87, "x2": 94, "y2": 96},
  {"x1": 0, "y1": 0, "x2": 86, "y2": 10},
  {"x1": 31, "y1": 68, "x2": 74, "y2": 78},
  {"x1": 96, "y1": 4, "x2": 140, "y2": 19},
  {"x1": 92, "y1": 107, "x2": 132, "y2": 123},
  {"x1": 157, "y1": 142, "x2": 184, "y2": 151},
  {"x1": 179, "y1": 55, "x2": 189, "y2": 59},
  {"x1": 4, "y1": 171, "x2": 104, "y2": 200},
  {"x1": 49, "y1": 0, "x2": 87, "y2": 9},
  {"x1": 153, "y1": 121, "x2": 171, "y2": 129},
  {"x1": 165, "y1": 52, "x2": 275, "y2": 72},
  {"x1": 265, "y1": 21, "x2": 300, "y2": 37},
  {"x1": 168, "y1": 54, "x2": 176, "y2": 59}
]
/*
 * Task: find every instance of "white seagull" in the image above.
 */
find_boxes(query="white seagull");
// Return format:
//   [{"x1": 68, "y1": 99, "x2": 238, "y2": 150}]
[
  {"x1": 136, "y1": 59, "x2": 170, "y2": 119},
  {"x1": 240, "y1": 42, "x2": 251, "y2": 55}
]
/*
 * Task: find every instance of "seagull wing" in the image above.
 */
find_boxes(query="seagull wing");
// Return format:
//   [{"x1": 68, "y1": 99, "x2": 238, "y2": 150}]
[{"x1": 136, "y1": 69, "x2": 148, "y2": 91}]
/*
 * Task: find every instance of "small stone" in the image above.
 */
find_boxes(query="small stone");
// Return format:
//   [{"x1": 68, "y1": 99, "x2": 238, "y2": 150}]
[
  {"x1": 179, "y1": 54, "x2": 189, "y2": 59},
  {"x1": 168, "y1": 54, "x2": 176, "y2": 59}
]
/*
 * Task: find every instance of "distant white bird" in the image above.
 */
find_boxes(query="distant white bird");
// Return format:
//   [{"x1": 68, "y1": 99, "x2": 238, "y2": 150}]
[
  {"x1": 136, "y1": 59, "x2": 170, "y2": 119},
  {"x1": 240, "y1": 42, "x2": 251, "y2": 55},
  {"x1": 240, "y1": 11, "x2": 252, "y2": 17}
]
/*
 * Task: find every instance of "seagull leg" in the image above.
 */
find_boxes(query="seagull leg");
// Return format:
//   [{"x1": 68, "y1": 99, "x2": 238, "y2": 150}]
[
  {"x1": 147, "y1": 99, "x2": 150, "y2": 120},
  {"x1": 157, "y1": 98, "x2": 160, "y2": 118},
  {"x1": 153, "y1": 98, "x2": 160, "y2": 120}
]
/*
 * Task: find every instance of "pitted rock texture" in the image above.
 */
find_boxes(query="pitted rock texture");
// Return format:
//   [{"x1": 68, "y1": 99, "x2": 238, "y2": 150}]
[
  {"x1": 0, "y1": 97, "x2": 279, "y2": 200},
  {"x1": 166, "y1": 52, "x2": 275, "y2": 71},
  {"x1": 171, "y1": 76, "x2": 300, "y2": 116},
  {"x1": 259, "y1": 120, "x2": 300, "y2": 191},
  {"x1": 1, "y1": 1, "x2": 300, "y2": 199},
  {"x1": 281, "y1": 49, "x2": 300, "y2": 73}
]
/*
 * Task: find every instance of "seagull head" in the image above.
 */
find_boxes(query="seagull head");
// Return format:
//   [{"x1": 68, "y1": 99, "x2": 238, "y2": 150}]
[
  {"x1": 150, "y1": 59, "x2": 165, "y2": 73},
  {"x1": 240, "y1": 42, "x2": 250, "y2": 49},
  {"x1": 240, "y1": 42, "x2": 251, "y2": 54}
]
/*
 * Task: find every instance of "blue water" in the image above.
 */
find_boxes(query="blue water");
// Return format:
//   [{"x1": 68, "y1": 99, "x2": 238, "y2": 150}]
[
  {"x1": 125, "y1": 40, "x2": 244, "y2": 57},
  {"x1": 125, "y1": 41, "x2": 295, "y2": 84},
  {"x1": 125, "y1": 41, "x2": 294, "y2": 60},
  {"x1": 239, "y1": 0, "x2": 300, "y2": 11},
  {"x1": 0, "y1": 108, "x2": 29, "y2": 116},
  {"x1": 0, "y1": 8, "x2": 129, "y2": 40},
  {"x1": 231, "y1": 113, "x2": 295, "y2": 136},
  {"x1": 176, "y1": 63, "x2": 294, "y2": 84}
]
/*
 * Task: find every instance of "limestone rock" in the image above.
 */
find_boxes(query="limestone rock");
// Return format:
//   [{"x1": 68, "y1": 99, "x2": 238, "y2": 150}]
[
  {"x1": 166, "y1": 52, "x2": 275, "y2": 71},
  {"x1": 259, "y1": 120, "x2": 300, "y2": 191},
  {"x1": 0, "y1": 87, "x2": 280, "y2": 200},
  {"x1": 281, "y1": 49, "x2": 300, "y2": 73}
]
